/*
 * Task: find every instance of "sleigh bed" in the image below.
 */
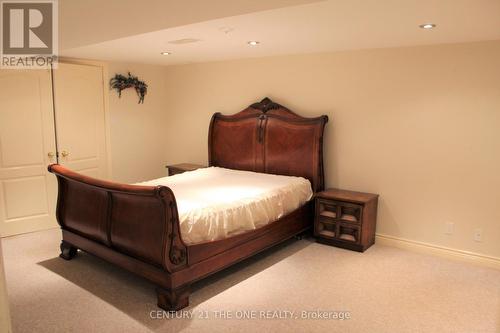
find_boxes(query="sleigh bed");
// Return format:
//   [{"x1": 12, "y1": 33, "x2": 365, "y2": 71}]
[{"x1": 48, "y1": 97, "x2": 328, "y2": 311}]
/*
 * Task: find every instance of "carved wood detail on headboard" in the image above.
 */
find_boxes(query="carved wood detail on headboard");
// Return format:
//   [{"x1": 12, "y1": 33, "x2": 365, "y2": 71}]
[
  {"x1": 249, "y1": 97, "x2": 281, "y2": 112},
  {"x1": 208, "y1": 98, "x2": 328, "y2": 192}
]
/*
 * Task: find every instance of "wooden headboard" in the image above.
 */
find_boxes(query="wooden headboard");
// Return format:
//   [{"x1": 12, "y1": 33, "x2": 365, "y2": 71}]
[{"x1": 208, "y1": 97, "x2": 328, "y2": 192}]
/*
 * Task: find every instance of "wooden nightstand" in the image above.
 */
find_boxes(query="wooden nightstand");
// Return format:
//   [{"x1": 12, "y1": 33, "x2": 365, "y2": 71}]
[
  {"x1": 165, "y1": 163, "x2": 205, "y2": 176},
  {"x1": 314, "y1": 188, "x2": 379, "y2": 252}
]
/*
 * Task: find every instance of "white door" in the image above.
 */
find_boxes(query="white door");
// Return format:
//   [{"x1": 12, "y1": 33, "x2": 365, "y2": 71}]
[
  {"x1": 52, "y1": 63, "x2": 107, "y2": 179},
  {"x1": 0, "y1": 69, "x2": 58, "y2": 237}
]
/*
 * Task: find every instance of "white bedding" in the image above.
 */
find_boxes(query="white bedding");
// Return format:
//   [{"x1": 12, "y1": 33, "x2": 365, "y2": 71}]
[{"x1": 138, "y1": 167, "x2": 313, "y2": 245}]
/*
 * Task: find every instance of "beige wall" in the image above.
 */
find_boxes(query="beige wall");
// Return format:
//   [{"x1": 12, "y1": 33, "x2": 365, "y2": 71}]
[
  {"x1": 107, "y1": 62, "x2": 169, "y2": 183},
  {"x1": 0, "y1": 239, "x2": 12, "y2": 332},
  {"x1": 162, "y1": 40, "x2": 500, "y2": 259}
]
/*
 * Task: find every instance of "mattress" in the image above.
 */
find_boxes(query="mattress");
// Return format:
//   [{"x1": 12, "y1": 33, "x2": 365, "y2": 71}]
[{"x1": 138, "y1": 167, "x2": 313, "y2": 245}]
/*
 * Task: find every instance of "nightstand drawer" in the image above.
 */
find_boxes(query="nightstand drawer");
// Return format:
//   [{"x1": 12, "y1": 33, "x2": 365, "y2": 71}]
[
  {"x1": 316, "y1": 199, "x2": 339, "y2": 220},
  {"x1": 337, "y1": 202, "x2": 363, "y2": 224},
  {"x1": 316, "y1": 217, "x2": 337, "y2": 239},
  {"x1": 338, "y1": 223, "x2": 361, "y2": 244},
  {"x1": 316, "y1": 199, "x2": 362, "y2": 224}
]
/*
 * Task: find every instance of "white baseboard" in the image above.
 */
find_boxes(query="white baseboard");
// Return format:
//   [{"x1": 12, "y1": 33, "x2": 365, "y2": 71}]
[{"x1": 375, "y1": 233, "x2": 500, "y2": 270}]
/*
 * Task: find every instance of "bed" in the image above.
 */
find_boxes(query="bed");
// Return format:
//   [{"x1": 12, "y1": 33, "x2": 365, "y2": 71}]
[{"x1": 48, "y1": 97, "x2": 328, "y2": 311}]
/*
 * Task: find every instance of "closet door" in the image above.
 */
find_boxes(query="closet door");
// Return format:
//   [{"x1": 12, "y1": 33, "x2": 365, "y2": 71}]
[
  {"x1": 52, "y1": 63, "x2": 108, "y2": 178},
  {"x1": 0, "y1": 69, "x2": 58, "y2": 237}
]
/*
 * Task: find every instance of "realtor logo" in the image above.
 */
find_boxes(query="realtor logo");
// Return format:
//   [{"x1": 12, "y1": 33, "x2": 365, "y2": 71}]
[{"x1": 1, "y1": 0, "x2": 58, "y2": 68}]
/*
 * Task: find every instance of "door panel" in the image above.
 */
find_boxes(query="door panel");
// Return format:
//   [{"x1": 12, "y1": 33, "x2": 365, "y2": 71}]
[
  {"x1": 0, "y1": 73, "x2": 47, "y2": 167},
  {"x1": 0, "y1": 69, "x2": 57, "y2": 237},
  {"x1": 3, "y1": 176, "x2": 48, "y2": 219},
  {"x1": 52, "y1": 63, "x2": 107, "y2": 178}
]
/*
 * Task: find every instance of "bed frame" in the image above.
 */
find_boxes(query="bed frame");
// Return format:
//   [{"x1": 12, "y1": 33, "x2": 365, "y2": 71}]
[{"x1": 48, "y1": 97, "x2": 328, "y2": 311}]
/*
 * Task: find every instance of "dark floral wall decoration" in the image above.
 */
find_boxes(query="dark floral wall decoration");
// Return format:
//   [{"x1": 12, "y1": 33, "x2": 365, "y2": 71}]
[{"x1": 110, "y1": 72, "x2": 148, "y2": 104}]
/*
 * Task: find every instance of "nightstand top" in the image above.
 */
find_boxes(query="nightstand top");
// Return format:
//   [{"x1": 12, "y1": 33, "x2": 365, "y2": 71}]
[
  {"x1": 315, "y1": 188, "x2": 378, "y2": 204},
  {"x1": 165, "y1": 163, "x2": 205, "y2": 170}
]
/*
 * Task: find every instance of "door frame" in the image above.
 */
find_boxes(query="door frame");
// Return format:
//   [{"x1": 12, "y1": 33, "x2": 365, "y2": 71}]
[{"x1": 57, "y1": 57, "x2": 113, "y2": 179}]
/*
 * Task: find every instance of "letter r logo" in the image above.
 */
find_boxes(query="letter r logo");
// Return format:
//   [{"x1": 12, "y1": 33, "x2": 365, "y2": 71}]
[{"x1": 2, "y1": 1, "x2": 53, "y2": 54}]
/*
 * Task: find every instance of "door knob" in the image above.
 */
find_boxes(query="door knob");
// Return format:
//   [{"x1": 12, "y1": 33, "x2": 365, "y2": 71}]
[
  {"x1": 61, "y1": 150, "x2": 69, "y2": 157},
  {"x1": 47, "y1": 152, "x2": 55, "y2": 158}
]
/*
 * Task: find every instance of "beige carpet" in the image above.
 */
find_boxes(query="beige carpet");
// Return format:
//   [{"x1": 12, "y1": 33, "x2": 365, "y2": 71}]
[{"x1": 2, "y1": 228, "x2": 500, "y2": 333}]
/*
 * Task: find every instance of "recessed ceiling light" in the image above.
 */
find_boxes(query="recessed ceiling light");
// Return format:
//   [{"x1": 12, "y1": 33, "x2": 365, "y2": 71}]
[
  {"x1": 419, "y1": 23, "x2": 436, "y2": 30},
  {"x1": 247, "y1": 41, "x2": 259, "y2": 46},
  {"x1": 160, "y1": 52, "x2": 172, "y2": 55}
]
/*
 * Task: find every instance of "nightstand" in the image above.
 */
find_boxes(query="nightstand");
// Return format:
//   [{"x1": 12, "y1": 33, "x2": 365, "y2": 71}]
[
  {"x1": 165, "y1": 163, "x2": 205, "y2": 176},
  {"x1": 314, "y1": 188, "x2": 379, "y2": 252}
]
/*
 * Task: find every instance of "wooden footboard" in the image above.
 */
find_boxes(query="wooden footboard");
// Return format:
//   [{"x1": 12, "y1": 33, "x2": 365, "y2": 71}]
[
  {"x1": 48, "y1": 163, "x2": 314, "y2": 311},
  {"x1": 48, "y1": 164, "x2": 187, "y2": 274}
]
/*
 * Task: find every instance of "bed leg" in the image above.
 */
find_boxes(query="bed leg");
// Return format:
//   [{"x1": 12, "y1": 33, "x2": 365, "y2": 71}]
[
  {"x1": 157, "y1": 285, "x2": 190, "y2": 311},
  {"x1": 59, "y1": 241, "x2": 78, "y2": 260}
]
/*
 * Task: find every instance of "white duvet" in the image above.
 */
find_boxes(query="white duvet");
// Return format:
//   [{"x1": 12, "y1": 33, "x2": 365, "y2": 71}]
[{"x1": 138, "y1": 167, "x2": 312, "y2": 245}]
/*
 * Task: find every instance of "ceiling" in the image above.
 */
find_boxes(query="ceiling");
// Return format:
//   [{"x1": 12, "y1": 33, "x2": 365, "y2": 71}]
[
  {"x1": 60, "y1": 0, "x2": 500, "y2": 66},
  {"x1": 59, "y1": 0, "x2": 322, "y2": 49}
]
